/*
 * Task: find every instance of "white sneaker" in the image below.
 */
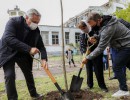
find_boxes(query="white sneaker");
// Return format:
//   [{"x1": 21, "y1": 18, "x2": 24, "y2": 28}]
[{"x1": 112, "y1": 90, "x2": 130, "y2": 97}]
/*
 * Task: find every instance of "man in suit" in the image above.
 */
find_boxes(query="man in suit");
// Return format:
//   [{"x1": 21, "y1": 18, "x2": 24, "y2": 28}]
[{"x1": 0, "y1": 9, "x2": 47, "y2": 100}]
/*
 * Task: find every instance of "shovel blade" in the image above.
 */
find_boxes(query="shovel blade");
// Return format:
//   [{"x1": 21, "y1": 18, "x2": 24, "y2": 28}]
[
  {"x1": 70, "y1": 75, "x2": 83, "y2": 92},
  {"x1": 60, "y1": 91, "x2": 74, "y2": 100}
]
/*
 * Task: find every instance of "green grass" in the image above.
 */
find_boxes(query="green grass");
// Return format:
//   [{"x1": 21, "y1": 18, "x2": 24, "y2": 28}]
[
  {"x1": 1, "y1": 70, "x2": 130, "y2": 100},
  {"x1": 1, "y1": 55, "x2": 130, "y2": 100}
]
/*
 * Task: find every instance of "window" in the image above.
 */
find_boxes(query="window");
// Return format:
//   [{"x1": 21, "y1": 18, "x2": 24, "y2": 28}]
[
  {"x1": 11, "y1": 12, "x2": 16, "y2": 16},
  {"x1": 18, "y1": 12, "x2": 24, "y2": 16},
  {"x1": 65, "y1": 32, "x2": 69, "y2": 44},
  {"x1": 52, "y1": 32, "x2": 59, "y2": 45},
  {"x1": 75, "y1": 32, "x2": 80, "y2": 43},
  {"x1": 41, "y1": 31, "x2": 49, "y2": 45}
]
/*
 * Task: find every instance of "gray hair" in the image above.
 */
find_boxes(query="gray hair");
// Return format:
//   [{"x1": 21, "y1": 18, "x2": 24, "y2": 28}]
[{"x1": 26, "y1": 8, "x2": 41, "y2": 18}]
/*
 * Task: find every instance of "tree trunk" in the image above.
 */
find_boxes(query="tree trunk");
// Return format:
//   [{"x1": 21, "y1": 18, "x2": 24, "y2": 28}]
[{"x1": 60, "y1": 0, "x2": 68, "y2": 91}]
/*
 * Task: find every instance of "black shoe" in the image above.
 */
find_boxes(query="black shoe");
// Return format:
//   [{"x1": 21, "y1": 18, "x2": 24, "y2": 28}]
[
  {"x1": 31, "y1": 94, "x2": 44, "y2": 100},
  {"x1": 101, "y1": 88, "x2": 108, "y2": 92},
  {"x1": 109, "y1": 76, "x2": 117, "y2": 80}
]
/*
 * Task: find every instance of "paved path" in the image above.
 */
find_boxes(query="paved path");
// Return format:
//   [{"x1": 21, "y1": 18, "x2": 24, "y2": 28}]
[{"x1": 0, "y1": 62, "x2": 81, "y2": 83}]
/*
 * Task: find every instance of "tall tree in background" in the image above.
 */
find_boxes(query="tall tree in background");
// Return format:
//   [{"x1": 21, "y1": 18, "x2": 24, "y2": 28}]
[{"x1": 115, "y1": 4, "x2": 130, "y2": 22}]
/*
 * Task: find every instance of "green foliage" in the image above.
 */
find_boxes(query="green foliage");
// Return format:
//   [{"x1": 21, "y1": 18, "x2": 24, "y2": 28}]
[{"x1": 115, "y1": 4, "x2": 130, "y2": 22}]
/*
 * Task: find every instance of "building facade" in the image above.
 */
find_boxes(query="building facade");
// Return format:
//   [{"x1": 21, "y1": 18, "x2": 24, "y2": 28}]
[
  {"x1": 8, "y1": 5, "x2": 26, "y2": 18},
  {"x1": 64, "y1": 0, "x2": 130, "y2": 28},
  {"x1": 38, "y1": 25, "x2": 81, "y2": 55}
]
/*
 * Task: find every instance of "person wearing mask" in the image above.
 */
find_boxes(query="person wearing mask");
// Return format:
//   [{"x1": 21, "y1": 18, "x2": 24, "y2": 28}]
[
  {"x1": 0, "y1": 9, "x2": 48, "y2": 100},
  {"x1": 82, "y1": 13, "x2": 130, "y2": 97},
  {"x1": 78, "y1": 20, "x2": 108, "y2": 92}
]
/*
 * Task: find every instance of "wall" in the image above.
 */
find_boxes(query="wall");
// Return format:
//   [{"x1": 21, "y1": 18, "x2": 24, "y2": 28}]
[{"x1": 38, "y1": 25, "x2": 81, "y2": 55}]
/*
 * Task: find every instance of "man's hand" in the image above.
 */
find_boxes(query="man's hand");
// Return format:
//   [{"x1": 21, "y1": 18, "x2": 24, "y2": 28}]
[
  {"x1": 30, "y1": 47, "x2": 39, "y2": 55},
  {"x1": 82, "y1": 57, "x2": 88, "y2": 64},
  {"x1": 42, "y1": 59, "x2": 48, "y2": 69},
  {"x1": 106, "y1": 47, "x2": 110, "y2": 52},
  {"x1": 88, "y1": 37, "x2": 97, "y2": 44}
]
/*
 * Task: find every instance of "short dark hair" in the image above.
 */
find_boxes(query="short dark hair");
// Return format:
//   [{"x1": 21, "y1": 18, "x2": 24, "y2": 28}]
[
  {"x1": 87, "y1": 12, "x2": 101, "y2": 21},
  {"x1": 77, "y1": 21, "x2": 87, "y2": 28}
]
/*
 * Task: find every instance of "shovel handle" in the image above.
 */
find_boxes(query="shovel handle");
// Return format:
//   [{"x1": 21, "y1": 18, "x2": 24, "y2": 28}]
[
  {"x1": 77, "y1": 48, "x2": 90, "y2": 77},
  {"x1": 41, "y1": 63, "x2": 57, "y2": 83},
  {"x1": 78, "y1": 68, "x2": 83, "y2": 77},
  {"x1": 78, "y1": 63, "x2": 85, "y2": 77},
  {"x1": 41, "y1": 64, "x2": 64, "y2": 95},
  {"x1": 81, "y1": 63, "x2": 84, "y2": 68}
]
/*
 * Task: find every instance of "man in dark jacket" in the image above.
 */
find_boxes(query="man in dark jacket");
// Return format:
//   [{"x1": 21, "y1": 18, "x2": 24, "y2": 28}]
[
  {"x1": 0, "y1": 9, "x2": 47, "y2": 100},
  {"x1": 78, "y1": 20, "x2": 108, "y2": 92},
  {"x1": 82, "y1": 13, "x2": 130, "y2": 97}
]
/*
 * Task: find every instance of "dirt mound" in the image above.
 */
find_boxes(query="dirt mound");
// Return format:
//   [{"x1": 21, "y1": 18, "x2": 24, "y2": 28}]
[{"x1": 45, "y1": 90, "x2": 103, "y2": 100}]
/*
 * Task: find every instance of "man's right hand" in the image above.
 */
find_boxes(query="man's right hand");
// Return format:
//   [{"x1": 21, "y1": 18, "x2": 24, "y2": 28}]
[
  {"x1": 30, "y1": 47, "x2": 39, "y2": 55},
  {"x1": 88, "y1": 37, "x2": 97, "y2": 44}
]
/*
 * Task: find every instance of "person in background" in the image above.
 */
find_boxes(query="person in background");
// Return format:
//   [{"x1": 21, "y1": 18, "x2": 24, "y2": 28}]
[
  {"x1": 82, "y1": 13, "x2": 130, "y2": 97},
  {"x1": 0, "y1": 9, "x2": 48, "y2": 100},
  {"x1": 78, "y1": 20, "x2": 108, "y2": 92},
  {"x1": 66, "y1": 48, "x2": 76, "y2": 67},
  {"x1": 109, "y1": 48, "x2": 127, "y2": 80},
  {"x1": 103, "y1": 47, "x2": 109, "y2": 70}
]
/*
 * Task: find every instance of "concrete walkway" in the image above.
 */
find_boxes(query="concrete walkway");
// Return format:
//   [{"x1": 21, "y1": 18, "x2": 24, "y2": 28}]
[{"x1": 0, "y1": 62, "x2": 81, "y2": 83}]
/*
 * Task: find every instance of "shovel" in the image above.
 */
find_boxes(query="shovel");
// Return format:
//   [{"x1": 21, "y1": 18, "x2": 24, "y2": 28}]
[
  {"x1": 32, "y1": 53, "x2": 74, "y2": 100},
  {"x1": 70, "y1": 42, "x2": 94, "y2": 92}
]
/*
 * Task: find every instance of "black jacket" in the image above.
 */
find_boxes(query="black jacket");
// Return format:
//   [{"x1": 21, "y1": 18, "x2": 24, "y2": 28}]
[
  {"x1": 79, "y1": 31, "x2": 99, "y2": 54},
  {"x1": 0, "y1": 16, "x2": 47, "y2": 67}
]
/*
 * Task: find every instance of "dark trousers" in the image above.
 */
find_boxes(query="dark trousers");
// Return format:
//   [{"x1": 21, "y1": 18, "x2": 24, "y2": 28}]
[
  {"x1": 3, "y1": 56, "x2": 37, "y2": 100},
  {"x1": 110, "y1": 48, "x2": 126, "y2": 77},
  {"x1": 111, "y1": 48, "x2": 130, "y2": 91},
  {"x1": 86, "y1": 54, "x2": 107, "y2": 89},
  {"x1": 69, "y1": 59, "x2": 75, "y2": 65}
]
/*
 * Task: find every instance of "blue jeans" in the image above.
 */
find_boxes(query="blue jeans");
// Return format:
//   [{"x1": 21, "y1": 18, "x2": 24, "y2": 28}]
[
  {"x1": 111, "y1": 48, "x2": 126, "y2": 77},
  {"x1": 111, "y1": 48, "x2": 130, "y2": 91}
]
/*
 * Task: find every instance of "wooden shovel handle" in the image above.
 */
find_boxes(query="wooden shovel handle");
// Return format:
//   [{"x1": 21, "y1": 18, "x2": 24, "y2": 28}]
[
  {"x1": 41, "y1": 63, "x2": 57, "y2": 83},
  {"x1": 107, "y1": 50, "x2": 111, "y2": 78},
  {"x1": 80, "y1": 63, "x2": 84, "y2": 68},
  {"x1": 80, "y1": 49, "x2": 90, "y2": 68}
]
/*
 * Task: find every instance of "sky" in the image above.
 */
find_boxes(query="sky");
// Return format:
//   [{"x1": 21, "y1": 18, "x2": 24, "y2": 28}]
[{"x1": 0, "y1": 0, "x2": 108, "y2": 38}]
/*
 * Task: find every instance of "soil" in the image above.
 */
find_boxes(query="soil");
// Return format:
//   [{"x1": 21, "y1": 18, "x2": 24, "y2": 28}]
[{"x1": 45, "y1": 90, "x2": 103, "y2": 100}]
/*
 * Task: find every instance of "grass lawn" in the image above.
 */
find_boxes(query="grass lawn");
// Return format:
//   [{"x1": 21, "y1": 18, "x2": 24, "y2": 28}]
[
  {"x1": 0, "y1": 55, "x2": 130, "y2": 100},
  {"x1": 0, "y1": 70, "x2": 130, "y2": 100}
]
